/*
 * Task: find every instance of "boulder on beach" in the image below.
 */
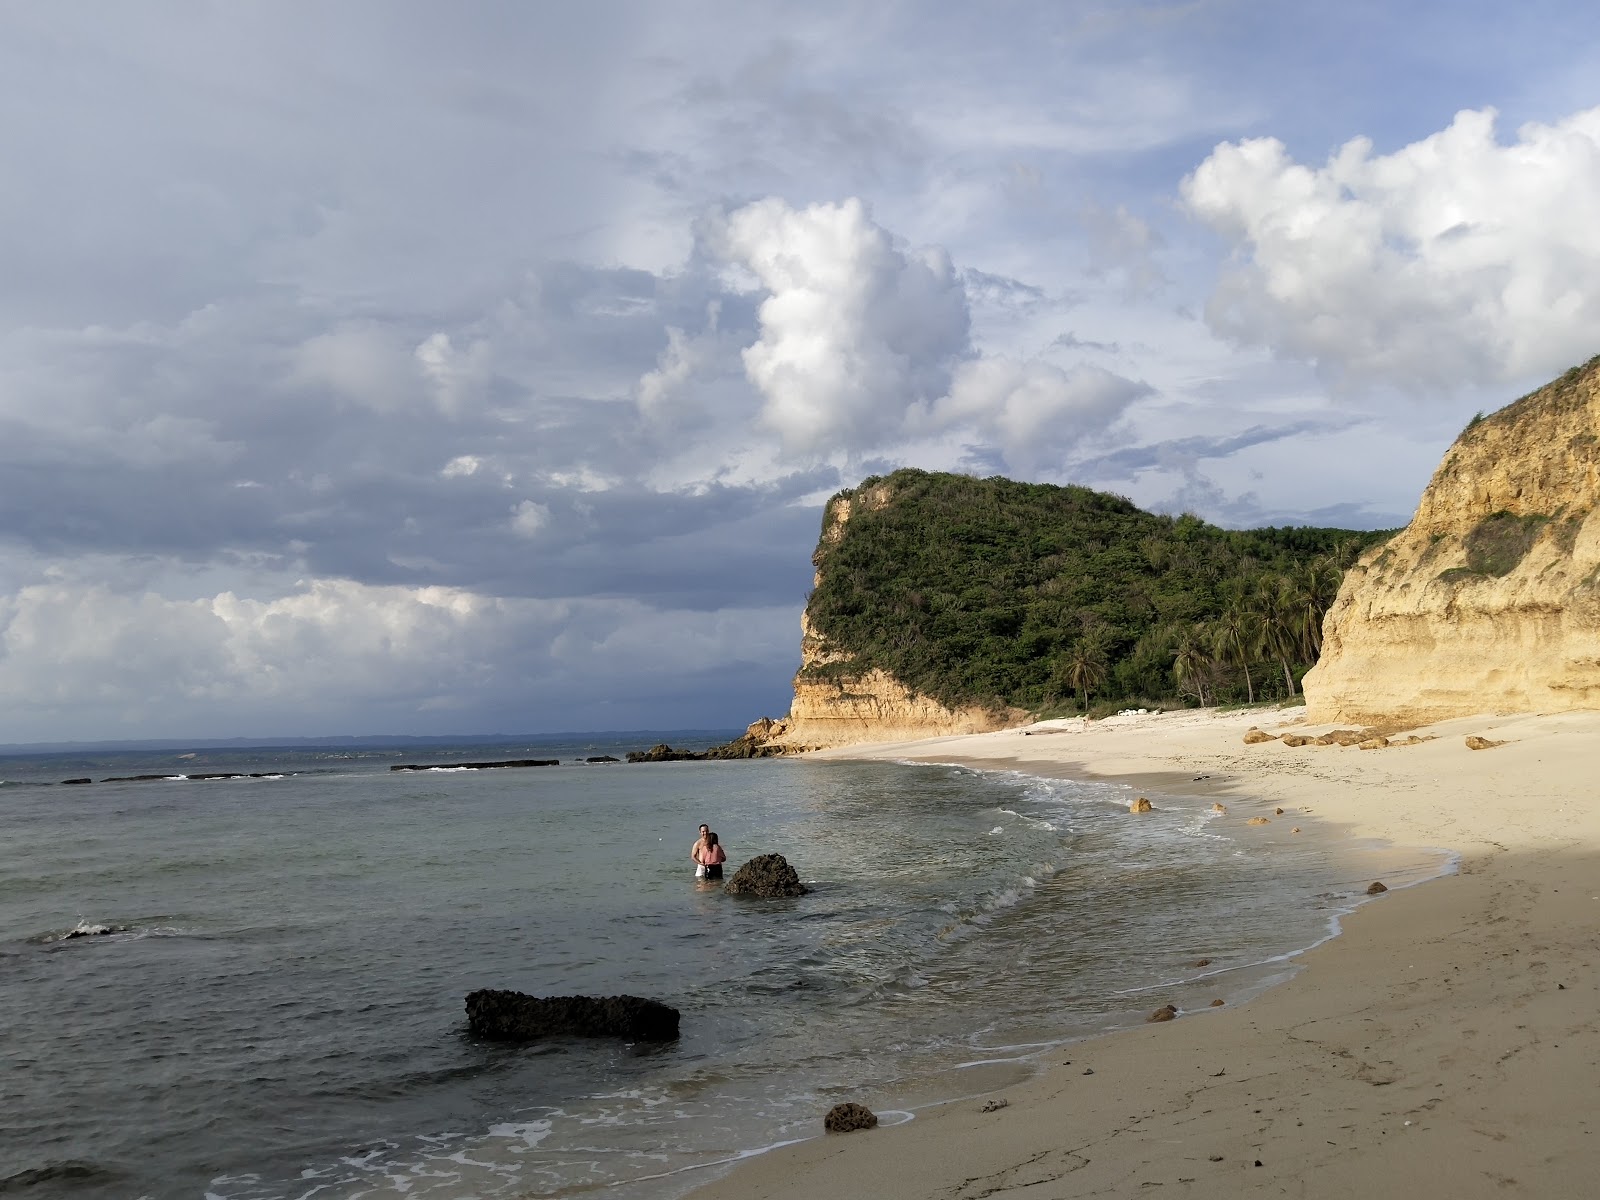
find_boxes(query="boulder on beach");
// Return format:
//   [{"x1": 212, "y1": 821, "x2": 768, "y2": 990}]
[
  {"x1": 1129, "y1": 797, "x2": 1153, "y2": 813},
  {"x1": 724, "y1": 854, "x2": 810, "y2": 897},
  {"x1": 464, "y1": 989, "x2": 680, "y2": 1042},
  {"x1": 1242, "y1": 729, "x2": 1277, "y2": 745},
  {"x1": 1146, "y1": 1004, "x2": 1178, "y2": 1022},
  {"x1": 1366, "y1": 881, "x2": 1389, "y2": 895},
  {"x1": 1465, "y1": 735, "x2": 1505, "y2": 750},
  {"x1": 1209, "y1": 998, "x2": 1226, "y2": 1007},
  {"x1": 1358, "y1": 736, "x2": 1390, "y2": 750},
  {"x1": 823, "y1": 1102, "x2": 878, "y2": 1133},
  {"x1": 1279, "y1": 733, "x2": 1311, "y2": 747},
  {"x1": 1315, "y1": 729, "x2": 1368, "y2": 747},
  {"x1": 1245, "y1": 816, "x2": 1270, "y2": 826}
]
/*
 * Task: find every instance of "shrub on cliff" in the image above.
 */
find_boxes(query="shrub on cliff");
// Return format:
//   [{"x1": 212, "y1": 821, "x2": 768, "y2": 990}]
[{"x1": 805, "y1": 469, "x2": 1388, "y2": 714}]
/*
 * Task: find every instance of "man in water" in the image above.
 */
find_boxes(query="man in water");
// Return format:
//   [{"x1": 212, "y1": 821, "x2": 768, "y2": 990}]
[{"x1": 691, "y1": 823, "x2": 710, "y2": 875}]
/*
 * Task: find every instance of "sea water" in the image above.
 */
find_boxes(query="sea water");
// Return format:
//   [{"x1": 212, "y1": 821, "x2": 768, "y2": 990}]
[{"x1": 0, "y1": 735, "x2": 1448, "y2": 1199}]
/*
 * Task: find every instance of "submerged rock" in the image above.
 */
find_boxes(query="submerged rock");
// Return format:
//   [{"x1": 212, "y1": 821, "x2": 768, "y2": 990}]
[
  {"x1": 823, "y1": 1102, "x2": 878, "y2": 1133},
  {"x1": 1129, "y1": 797, "x2": 1153, "y2": 813},
  {"x1": 464, "y1": 989, "x2": 680, "y2": 1042},
  {"x1": 724, "y1": 853, "x2": 810, "y2": 897}
]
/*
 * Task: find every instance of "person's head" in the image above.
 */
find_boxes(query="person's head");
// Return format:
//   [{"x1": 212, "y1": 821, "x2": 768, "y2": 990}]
[
  {"x1": 706, "y1": 831, "x2": 719, "y2": 847},
  {"x1": 698, "y1": 823, "x2": 709, "y2": 838}
]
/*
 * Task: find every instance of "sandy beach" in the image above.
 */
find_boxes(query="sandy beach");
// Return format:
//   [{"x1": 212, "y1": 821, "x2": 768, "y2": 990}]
[{"x1": 690, "y1": 704, "x2": 1600, "y2": 1199}]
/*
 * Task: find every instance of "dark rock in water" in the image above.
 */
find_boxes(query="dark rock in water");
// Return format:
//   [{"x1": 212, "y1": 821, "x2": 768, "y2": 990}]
[
  {"x1": 1146, "y1": 1004, "x2": 1178, "y2": 1022},
  {"x1": 1366, "y1": 880, "x2": 1389, "y2": 895},
  {"x1": 59, "y1": 778, "x2": 93, "y2": 786},
  {"x1": 823, "y1": 1102, "x2": 878, "y2": 1133},
  {"x1": 724, "y1": 854, "x2": 810, "y2": 897},
  {"x1": 626, "y1": 722, "x2": 793, "y2": 763},
  {"x1": 625, "y1": 743, "x2": 703, "y2": 762},
  {"x1": 464, "y1": 989, "x2": 680, "y2": 1042},
  {"x1": 391, "y1": 759, "x2": 558, "y2": 771},
  {"x1": 585, "y1": 755, "x2": 620, "y2": 763}
]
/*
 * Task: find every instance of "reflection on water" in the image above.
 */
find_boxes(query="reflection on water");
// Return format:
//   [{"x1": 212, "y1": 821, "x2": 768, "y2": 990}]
[{"x1": 0, "y1": 743, "x2": 1450, "y2": 1199}]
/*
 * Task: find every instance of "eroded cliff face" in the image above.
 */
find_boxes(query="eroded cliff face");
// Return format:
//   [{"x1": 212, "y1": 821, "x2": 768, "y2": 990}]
[
  {"x1": 759, "y1": 482, "x2": 1021, "y2": 751},
  {"x1": 1304, "y1": 356, "x2": 1600, "y2": 725}
]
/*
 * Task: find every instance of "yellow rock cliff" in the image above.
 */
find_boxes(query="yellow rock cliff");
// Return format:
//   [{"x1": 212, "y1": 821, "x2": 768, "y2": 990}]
[{"x1": 1304, "y1": 356, "x2": 1600, "y2": 724}]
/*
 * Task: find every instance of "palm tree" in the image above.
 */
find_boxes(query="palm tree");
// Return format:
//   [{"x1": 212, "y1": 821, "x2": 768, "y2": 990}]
[
  {"x1": 1251, "y1": 575, "x2": 1300, "y2": 696},
  {"x1": 1288, "y1": 558, "x2": 1342, "y2": 658},
  {"x1": 1171, "y1": 624, "x2": 1216, "y2": 706},
  {"x1": 1064, "y1": 645, "x2": 1108, "y2": 713},
  {"x1": 1212, "y1": 603, "x2": 1262, "y2": 704}
]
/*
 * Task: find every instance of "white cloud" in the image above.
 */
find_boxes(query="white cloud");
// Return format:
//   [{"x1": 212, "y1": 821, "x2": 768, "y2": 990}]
[
  {"x1": 510, "y1": 500, "x2": 551, "y2": 536},
  {"x1": 0, "y1": 574, "x2": 800, "y2": 739},
  {"x1": 293, "y1": 322, "x2": 424, "y2": 411},
  {"x1": 441, "y1": 454, "x2": 482, "y2": 478},
  {"x1": 1183, "y1": 106, "x2": 1600, "y2": 388},
  {"x1": 923, "y1": 358, "x2": 1146, "y2": 471},
  {"x1": 415, "y1": 331, "x2": 492, "y2": 416},
  {"x1": 710, "y1": 196, "x2": 971, "y2": 456}
]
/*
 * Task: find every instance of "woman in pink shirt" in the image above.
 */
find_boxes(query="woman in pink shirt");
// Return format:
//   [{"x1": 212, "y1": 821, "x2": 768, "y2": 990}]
[{"x1": 696, "y1": 831, "x2": 727, "y2": 881}]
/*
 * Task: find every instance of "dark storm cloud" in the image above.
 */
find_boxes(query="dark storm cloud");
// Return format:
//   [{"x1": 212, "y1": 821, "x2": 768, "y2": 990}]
[{"x1": 1070, "y1": 421, "x2": 1343, "y2": 481}]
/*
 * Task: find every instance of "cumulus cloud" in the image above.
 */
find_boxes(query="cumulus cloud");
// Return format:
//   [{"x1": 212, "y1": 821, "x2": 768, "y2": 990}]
[
  {"x1": 0, "y1": 576, "x2": 800, "y2": 740},
  {"x1": 710, "y1": 196, "x2": 972, "y2": 456},
  {"x1": 1183, "y1": 106, "x2": 1600, "y2": 388},
  {"x1": 510, "y1": 500, "x2": 551, "y2": 537},
  {"x1": 920, "y1": 359, "x2": 1146, "y2": 472}
]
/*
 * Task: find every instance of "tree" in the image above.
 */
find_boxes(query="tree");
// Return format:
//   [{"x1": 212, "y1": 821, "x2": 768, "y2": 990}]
[
  {"x1": 1171, "y1": 624, "x2": 1217, "y2": 706},
  {"x1": 1211, "y1": 602, "x2": 1262, "y2": 704},
  {"x1": 1251, "y1": 576, "x2": 1300, "y2": 696},
  {"x1": 1288, "y1": 558, "x2": 1341, "y2": 658},
  {"x1": 1064, "y1": 644, "x2": 1108, "y2": 713}
]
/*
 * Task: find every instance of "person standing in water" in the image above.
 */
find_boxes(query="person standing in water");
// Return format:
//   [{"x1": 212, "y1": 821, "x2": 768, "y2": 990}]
[
  {"x1": 691, "y1": 823, "x2": 710, "y2": 876},
  {"x1": 697, "y1": 831, "x2": 727, "y2": 881}
]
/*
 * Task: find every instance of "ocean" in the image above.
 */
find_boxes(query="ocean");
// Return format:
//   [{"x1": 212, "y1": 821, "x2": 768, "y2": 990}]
[{"x1": 0, "y1": 734, "x2": 1448, "y2": 1199}]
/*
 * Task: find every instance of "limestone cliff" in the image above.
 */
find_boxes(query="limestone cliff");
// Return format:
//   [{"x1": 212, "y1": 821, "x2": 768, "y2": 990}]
[
  {"x1": 1304, "y1": 355, "x2": 1600, "y2": 725},
  {"x1": 760, "y1": 481, "x2": 1022, "y2": 751}
]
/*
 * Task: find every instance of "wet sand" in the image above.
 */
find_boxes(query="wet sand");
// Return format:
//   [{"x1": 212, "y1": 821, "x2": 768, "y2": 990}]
[{"x1": 688, "y1": 705, "x2": 1600, "y2": 1198}]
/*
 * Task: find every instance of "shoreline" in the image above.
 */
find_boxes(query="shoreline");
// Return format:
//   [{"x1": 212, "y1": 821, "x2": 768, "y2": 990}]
[{"x1": 688, "y1": 704, "x2": 1600, "y2": 1198}]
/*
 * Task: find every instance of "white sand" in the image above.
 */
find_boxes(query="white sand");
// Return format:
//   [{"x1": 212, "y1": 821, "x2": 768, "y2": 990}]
[{"x1": 689, "y1": 705, "x2": 1600, "y2": 1198}]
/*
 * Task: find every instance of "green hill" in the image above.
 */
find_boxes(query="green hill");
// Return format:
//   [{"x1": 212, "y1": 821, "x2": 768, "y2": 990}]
[{"x1": 804, "y1": 469, "x2": 1393, "y2": 715}]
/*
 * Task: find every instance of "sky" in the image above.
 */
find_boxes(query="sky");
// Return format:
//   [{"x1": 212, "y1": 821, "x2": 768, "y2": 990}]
[{"x1": 2, "y1": 0, "x2": 1598, "y2": 742}]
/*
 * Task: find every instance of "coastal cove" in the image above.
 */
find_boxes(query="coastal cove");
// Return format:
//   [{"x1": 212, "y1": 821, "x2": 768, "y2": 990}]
[
  {"x1": 691, "y1": 705, "x2": 1600, "y2": 1200},
  {"x1": 1, "y1": 728, "x2": 1430, "y2": 1200}
]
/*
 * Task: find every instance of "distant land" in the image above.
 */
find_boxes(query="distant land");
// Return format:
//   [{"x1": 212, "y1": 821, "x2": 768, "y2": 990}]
[{"x1": 0, "y1": 730, "x2": 744, "y2": 756}]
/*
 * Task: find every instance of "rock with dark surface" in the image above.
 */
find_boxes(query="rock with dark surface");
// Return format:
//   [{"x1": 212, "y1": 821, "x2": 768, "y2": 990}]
[
  {"x1": 391, "y1": 759, "x2": 557, "y2": 771},
  {"x1": 1147, "y1": 1004, "x2": 1178, "y2": 1022},
  {"x1": 59, "y1": 778, "x2": 93, "y2": 785},
  {"x1": 824, "y1": 1102, "x2": 878, "y2": 1133},
  {"x1": 464, "y1": 990, "x2": 680, "y2": 1042},
  {"x1": 625, "y1": 743, "x2": 704, "y2": 763},
  {"x1": 1366, "y1": 881, "x2": 1389, "y2": 895},
  {"x1": 723, "y1": 854, "x2": 810, "y2": 897},
  {"x1": 585, "y1": 755, "x2": 620, "y2": 763},
  {"x1": 1465, "y1": 735, "x2": 1505, "y2": 750}
]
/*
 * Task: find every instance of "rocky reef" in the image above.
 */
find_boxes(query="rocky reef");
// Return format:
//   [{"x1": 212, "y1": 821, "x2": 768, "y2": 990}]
[
  {"x1": 1305, "y1": 355, "x2": 1600, "y2": 724},
  {"x1": 464, "y1": 989, "x2": 680, "y2": 1041}
]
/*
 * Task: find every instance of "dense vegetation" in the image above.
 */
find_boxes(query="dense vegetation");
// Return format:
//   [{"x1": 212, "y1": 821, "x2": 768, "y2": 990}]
[{"x1": 805, "y1": 469, "x2": 1394, "y2": 715}]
